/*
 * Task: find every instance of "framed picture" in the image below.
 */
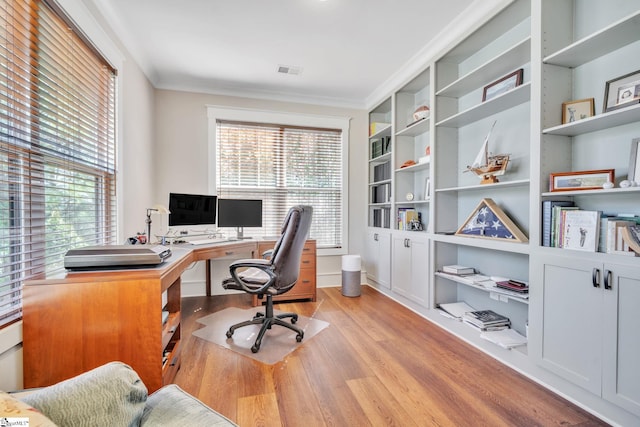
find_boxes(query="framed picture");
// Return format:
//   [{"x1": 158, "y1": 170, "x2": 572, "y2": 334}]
[
  {"x1": 629, "y1": 138, "x2": 640, "y2": 183},
  {"x1": 482, "y1": 69, "x2": 523, "y2": 102},
  {"x1": 549, "y1": 169, "x2": 615, "y2": 192},
  {"x1": 424, "y1": 177, "x2": 431, "y2": 200},
  {"x1": 455, "y1": 198, "x2": 528, "y2": 242},
  {"x1": 603, "y1": 70, "x2": 640, "y2": 112},
  {"x1": 562, "y1": 98, "x2": 595, "y2": 124}
]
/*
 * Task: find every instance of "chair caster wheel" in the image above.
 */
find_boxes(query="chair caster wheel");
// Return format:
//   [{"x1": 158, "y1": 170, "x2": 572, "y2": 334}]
[
  {"x1": 251, "y1": 345, "x2": 260, "y2": 353},
  {"x1": 296, "y1": 333, "x2": 303, "y2": 342},
  {"x1": 226, "y1": 330, "x2": 233, "y2": 339}
]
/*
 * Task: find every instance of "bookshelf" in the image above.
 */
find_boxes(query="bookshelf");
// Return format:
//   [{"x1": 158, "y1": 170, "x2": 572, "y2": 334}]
[
  {"x1": 528, "y1": 0, "x2": 640, "y2": 419},
  {"x1": 364, "y1": 0, "x2": 640, "y2": 424},
  {"x1": 432, "y1": 0, "x2": 532, "y2": 341},
  {"x1": 368, "y1": 97, "x2": 392, "y2": 229}
]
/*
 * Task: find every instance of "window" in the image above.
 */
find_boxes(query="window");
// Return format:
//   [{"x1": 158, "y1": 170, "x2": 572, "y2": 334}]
[
  {"x1": 209, "y1": 107, "x2": 349, "y2": 254},
  {"x1": 0, "y1": 0, "x2": 117, "y2": 328}
]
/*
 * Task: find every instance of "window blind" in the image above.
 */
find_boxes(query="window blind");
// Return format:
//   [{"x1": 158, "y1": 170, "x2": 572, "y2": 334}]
[
  {"x1": 216, "y1": 120, "x2": 342, "y2": 249},
  {"x1": 0, "y1": 0, "x2": 117, "y2": 328}
]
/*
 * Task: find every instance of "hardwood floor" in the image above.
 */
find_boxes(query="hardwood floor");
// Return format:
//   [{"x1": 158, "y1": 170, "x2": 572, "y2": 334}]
[{"x1": 175, "y1": 286, "x2": 609, "y2": 427}]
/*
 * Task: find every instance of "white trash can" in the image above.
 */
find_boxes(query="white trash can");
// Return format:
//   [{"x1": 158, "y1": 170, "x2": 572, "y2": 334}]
[{"x1": 341, "y1": 255, "x2": 361, "y2": 297}]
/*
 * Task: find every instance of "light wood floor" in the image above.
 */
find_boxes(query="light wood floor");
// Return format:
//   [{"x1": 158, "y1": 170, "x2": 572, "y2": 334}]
[{"x1": 175, "y1": 286, "x2": 609, "y2": 427}]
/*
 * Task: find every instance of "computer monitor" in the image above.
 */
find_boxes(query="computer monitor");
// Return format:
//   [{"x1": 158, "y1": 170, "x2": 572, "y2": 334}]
[
  {"x1": 168, "y1": 193, "x2": 217, "y2": 226},
  {"x1": 217, "y1": 198, "x2": 262, "y2": 240}
]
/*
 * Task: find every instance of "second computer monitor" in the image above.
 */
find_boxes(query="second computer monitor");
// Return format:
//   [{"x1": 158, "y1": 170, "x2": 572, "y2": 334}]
[{"x1": 217, "y1": 198, "x2": 262, "y2": 240}]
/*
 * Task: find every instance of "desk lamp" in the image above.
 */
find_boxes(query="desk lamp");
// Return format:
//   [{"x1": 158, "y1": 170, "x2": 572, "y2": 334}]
[{"x1": 145, "y1": 204, "x2": 170, "y2": 244}]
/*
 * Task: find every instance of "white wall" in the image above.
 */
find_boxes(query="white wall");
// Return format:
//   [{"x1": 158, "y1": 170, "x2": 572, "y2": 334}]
[{"x1": 153, "y1": 90, "x2": 369, "y2": 294}]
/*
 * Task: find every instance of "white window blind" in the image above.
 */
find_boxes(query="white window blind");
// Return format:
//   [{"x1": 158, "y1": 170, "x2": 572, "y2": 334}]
[
  {"x1": 0, "y1": 0, "x2": 117, "y2": 328},
  {"x1": 216, "y1": 120, "x2": 343, "y2": 249}
]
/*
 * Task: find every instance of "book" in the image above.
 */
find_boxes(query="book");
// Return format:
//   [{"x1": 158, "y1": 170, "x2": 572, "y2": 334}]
[
  {"x1": 397, "y1": 208, "x2": 419, "y2": 230},
  {"x1": 463, "y1": 310, "x2": 510, "y2": 328},
  {"x1": 551, "y1": 205, "x2": 579, "y2": 247},
  {"x1": 561, "y1": 210, "x2": 600, "y2": 252},
  {"x1": 480, "y1": 328, "x2": 528, "y2": 349},
  {"x1": 621, "y1": 224, "x2": 640, "y2": 255},
  {"x1": 542, "y1": 200, "x2": 575, "y2": 247},
  {"x1": 496, "y1": 281, "x2": 529, "y2": 293},
  {"x1": 605, "y1": 219, "x2": 634, "y2": 253},
  {"x1": 488, "y1": 284, "x2": 530, "y2": 300},
  {"x1": 438, "y1": 301, "x2": 475, "y2": 320},
  {"x1": 442, "y1": 265, "x2": 475, "y2": 275}
]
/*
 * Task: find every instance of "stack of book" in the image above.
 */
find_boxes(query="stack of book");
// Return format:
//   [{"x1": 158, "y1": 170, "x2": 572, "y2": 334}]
[
  {"x1": 463, "y1": 310, "x2": 510, "y2": 331},
  {"x1": 397, "y1": 208, "x2": 419, "y2": 230},
  {"x1": 495, "y1": 279, "x2": 529, "y2": 296},
  {"x1": 601, "y1": 214, "x2": 640, "y2": 255},
  {"x1": 442, "y1": 265, "x2": 475, "y2": 275}
]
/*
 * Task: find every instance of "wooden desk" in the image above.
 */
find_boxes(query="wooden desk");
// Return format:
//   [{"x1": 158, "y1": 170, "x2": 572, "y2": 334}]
[
  {"x1": 22, "y1": 239, "x2": 316, "y2": 391},
  {"x1": 191, "y1": 240, "x2": 258, "y2": 297},
  {"x1": 22, "y1": 241, "x2": 255, "y2": 392}
]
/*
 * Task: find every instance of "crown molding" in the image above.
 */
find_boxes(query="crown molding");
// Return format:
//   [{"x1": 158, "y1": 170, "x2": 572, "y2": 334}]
[{"x1": 365, "y1": 0, "x2": 513, "y2": 110}]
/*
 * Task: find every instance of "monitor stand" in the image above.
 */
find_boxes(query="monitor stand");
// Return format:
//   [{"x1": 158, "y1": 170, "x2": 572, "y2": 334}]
[{"x1": 234, "y1": 226, "x2": 252, "y2": 240}]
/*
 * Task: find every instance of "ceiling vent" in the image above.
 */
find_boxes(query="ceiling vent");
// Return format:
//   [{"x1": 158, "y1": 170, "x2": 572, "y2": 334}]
[{"x1": 277, "y1": 65, "x2": 303, "y2": 75}]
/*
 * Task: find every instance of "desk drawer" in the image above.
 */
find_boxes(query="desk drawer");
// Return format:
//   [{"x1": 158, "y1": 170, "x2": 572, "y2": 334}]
[{"x1": 253, "y1": 240, "x2": 316, "y2": 305}]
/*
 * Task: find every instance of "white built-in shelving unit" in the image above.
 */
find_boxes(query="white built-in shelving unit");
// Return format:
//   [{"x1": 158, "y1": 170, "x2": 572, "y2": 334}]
[{"x1": 364, "y1": 0, "x2": 640, "y2": 425}]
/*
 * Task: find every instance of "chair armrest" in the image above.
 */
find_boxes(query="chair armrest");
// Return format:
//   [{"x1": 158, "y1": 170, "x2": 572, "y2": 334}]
[
  {"x1": 228, "y1": 258, "x2": 276, "y2": 294},
  {"x1": 261, "y1": 249, "x2": 274, "y2": 259}
]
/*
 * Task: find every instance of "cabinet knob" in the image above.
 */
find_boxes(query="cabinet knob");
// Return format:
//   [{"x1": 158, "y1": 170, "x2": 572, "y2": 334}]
[
  {"x1": 592, "y1": 268, "x2": 601, "y2": 288},
  {"x1": 604, "y1": 269, "x2": 612, "y2": 290}
]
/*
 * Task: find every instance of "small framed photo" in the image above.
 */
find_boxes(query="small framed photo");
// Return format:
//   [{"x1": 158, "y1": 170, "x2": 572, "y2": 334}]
[
  {"x1": 482, "y1": 69, "x2": 523, "y2": 102},
  {"x1": 562, "y1": 98, "x2": 595, "y2": 124},
  {"x1": 629, "y1": 138, "x2": 640, "y2": 183},
  {"x1": 549, "y1": 169, "x2": 615, "y2": 192},
  {"x1": 424, "y1": 177, "x2": 431, "y2": 200},
  {"x1": 603, "y1": 70, "x2": 640, "y2": 112}
]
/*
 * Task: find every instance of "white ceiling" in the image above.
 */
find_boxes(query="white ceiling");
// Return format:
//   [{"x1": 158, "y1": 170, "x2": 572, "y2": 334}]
[{"x1": 93, "y1": 0, "x2": 506, "y2": 109}]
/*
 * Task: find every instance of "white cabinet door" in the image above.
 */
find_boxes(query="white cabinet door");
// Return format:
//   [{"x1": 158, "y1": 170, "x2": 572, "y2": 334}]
[
  {"x1": 392, "y1": 233, "x2": 429, "y2": 307},
  {"x1": 365, "y1": 229, "x2": 391, "y2": 289},
  {"x1": 365, "y1": 230, "x2": 379, "y2": 282},
  {"x1": 377, "y1": 231, "x2": 391, "y2": 289},
  {"x1": 409, "y1": 236, "x2": 429, "y2": 307},
  {"x1": 602, "y1": 263, "x2": 640, "y2": 417},
  {"x1": 533, "y1": 254, "x2": 603, "y2": 395},
  {"x1": 392, "y1": 235, "x2": 411, "y2": 298}
]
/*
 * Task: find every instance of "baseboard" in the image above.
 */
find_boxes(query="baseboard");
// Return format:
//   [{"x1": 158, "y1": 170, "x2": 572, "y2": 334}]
[{"x1": 182, "y1": 271, "x2": 367, "y2": 296}]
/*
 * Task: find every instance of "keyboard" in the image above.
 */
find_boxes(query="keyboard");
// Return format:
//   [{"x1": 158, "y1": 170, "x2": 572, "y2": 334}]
[{"x1": 188, "y1": 238, "x2": 227, "y2": 245}]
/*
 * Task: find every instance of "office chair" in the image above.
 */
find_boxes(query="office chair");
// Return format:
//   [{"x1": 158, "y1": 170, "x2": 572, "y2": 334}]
[{"x1": 222, "y1": 205, "x2": 313, "y2": 353}]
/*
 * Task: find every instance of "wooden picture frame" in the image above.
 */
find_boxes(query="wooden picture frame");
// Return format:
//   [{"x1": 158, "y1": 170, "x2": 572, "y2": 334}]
[
  {"x1": 482, "y1": 69, "x2": 523, "y2": 102},
  {"x1": 603, "y1": 70, "x2": 640, "y2": 112},
  {"x1": 562, "y1": 98, "x2": 595, "y2": 124},
  {"x1": 455, "y1": 198, "x2": 528, "y2": 242},
  {"x1": 629, "y1": 138, "x2": 640, "y2": 184},
  {"x1": 549, "y1": 169, "x2": 614, "y2": 192}
]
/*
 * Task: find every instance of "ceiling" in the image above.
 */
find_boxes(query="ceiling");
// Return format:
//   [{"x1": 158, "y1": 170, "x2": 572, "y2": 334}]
[{"x1": 94, "y1": 0, "x2": 503, "y2": 109}]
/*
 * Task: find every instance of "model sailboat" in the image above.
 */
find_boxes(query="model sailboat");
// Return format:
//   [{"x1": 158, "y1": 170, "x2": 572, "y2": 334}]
[{"x1": 465, "y1": 121, "x2": 509, "y2": 184}]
